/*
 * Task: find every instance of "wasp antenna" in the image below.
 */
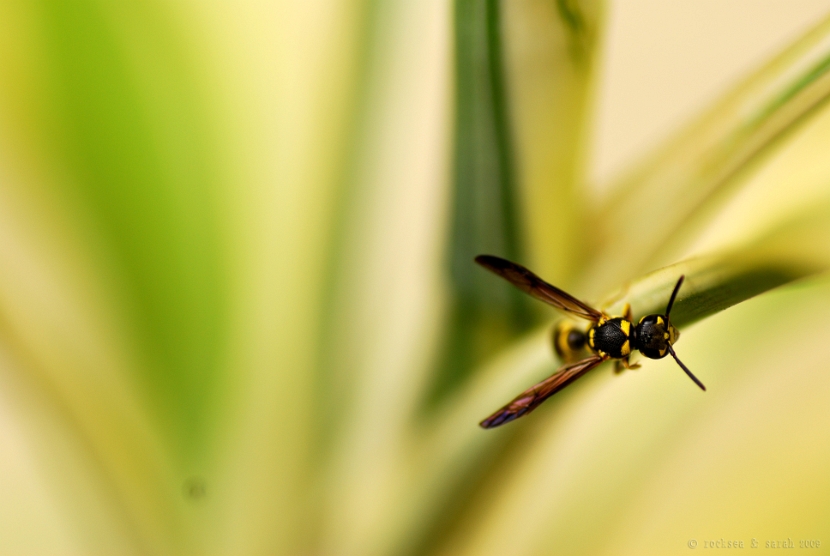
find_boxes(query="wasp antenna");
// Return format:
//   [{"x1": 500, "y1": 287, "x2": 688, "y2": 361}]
[
  {"x1": 664, "y1": 275, "x2": 685, "y2": 326},
  {"x1": 668, "y1": 345, "x2": 705, "y2": 391}
]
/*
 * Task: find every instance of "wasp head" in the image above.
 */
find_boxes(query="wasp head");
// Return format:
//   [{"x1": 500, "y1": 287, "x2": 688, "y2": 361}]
[
  {"x1": 634, "y1": 314, "x2": 677, "y2": 359},
  {"x1": 633, "y1": 275, "x2": 705, "y2": 391}
]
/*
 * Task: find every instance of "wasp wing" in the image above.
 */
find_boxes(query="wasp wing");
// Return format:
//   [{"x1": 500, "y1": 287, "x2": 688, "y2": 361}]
[
  {"x1": 475, "y1": 255, "x2": 602, "y2": 321},
  {"x1": 479, "y1": 354, "x2": 605, "y2": 429}
]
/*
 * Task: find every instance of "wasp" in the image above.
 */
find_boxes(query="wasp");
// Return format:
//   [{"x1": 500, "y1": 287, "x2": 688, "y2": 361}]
[{"x1": 475, "y1": 255, "x2": 705, "y2": 429}]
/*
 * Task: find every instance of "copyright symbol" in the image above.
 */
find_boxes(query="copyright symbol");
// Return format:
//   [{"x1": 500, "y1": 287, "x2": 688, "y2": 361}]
[{"x1": 688, "y1": 539, "x2": 698, "y2": 549}]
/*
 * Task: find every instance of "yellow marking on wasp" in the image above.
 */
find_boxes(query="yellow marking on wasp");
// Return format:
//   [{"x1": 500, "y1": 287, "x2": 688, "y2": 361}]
[
  {"x1": 659, "y1": 348, "x2": 667, "y2": 357},
  {"x1": 555, "y1": 324, "x2": 571, "y2": 356},
  {"x1": 598, "y1": 317, "x2": 608, "y2": 326},
  {"x1": 620, "y1": 339, "x2": 631, "y2": 356},
  {"x1": 638, "y1": 316, "x2": 646, "y2": 324},
  {"x1": 620, "y1": 320, "x2": 631, "y2": 336},
  {"x1": 670, "y1": 326, "x2": 679, "y2": 344},
  {"x1": 656, "y1": 316, "x2": 664, "y2": 327},
  {"x1": 663, "y1": 332, "x2": 669, "y2": 340}
]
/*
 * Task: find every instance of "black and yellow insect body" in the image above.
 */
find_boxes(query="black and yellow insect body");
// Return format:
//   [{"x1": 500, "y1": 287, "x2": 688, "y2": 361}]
[
  {"x1": 589, "y1": 317, "x2": 632, "y2": 359},
  {"x1": 552, "y1": 320, "x2": 587, "y2": 362},
  {"x1": 475, "y1": 255, "x2": 705, "y2": 429},
  {"x1": 635, "y1": 314, "x2": 679, "y2": 359}
]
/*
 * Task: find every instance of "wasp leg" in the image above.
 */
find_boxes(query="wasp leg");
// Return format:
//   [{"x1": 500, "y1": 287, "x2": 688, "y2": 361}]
[
  {"x1": 614, "y1": 355, "x2": 641, "y2": 373},
  {"x1": 623, "y1": 356, "x2": 641, "y2": 370}
]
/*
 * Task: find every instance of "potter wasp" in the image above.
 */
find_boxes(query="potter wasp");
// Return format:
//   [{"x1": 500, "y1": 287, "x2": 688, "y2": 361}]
[{"x1": 475, "y1": 255, "x2": 704, "y2": 429}]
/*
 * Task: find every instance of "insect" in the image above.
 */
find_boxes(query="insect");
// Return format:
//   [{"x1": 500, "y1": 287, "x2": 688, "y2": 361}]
[{"x1": 475, "y1": 255, "x2": 705, "y2": 429}]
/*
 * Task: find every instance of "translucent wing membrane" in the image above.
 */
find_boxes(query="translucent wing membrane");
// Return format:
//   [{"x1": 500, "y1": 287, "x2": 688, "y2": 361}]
[
  {"x1": 479, "y1": 354, "x2": 606, "y2": 428},
  {"x1": 475, "y1": 255, "x2": 603, "y2": 321}
]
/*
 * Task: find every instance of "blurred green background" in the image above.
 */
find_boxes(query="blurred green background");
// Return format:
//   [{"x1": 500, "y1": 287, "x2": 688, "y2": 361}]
[{"x1": 1, "y1": 1, "x2": 830, "y2": 555}]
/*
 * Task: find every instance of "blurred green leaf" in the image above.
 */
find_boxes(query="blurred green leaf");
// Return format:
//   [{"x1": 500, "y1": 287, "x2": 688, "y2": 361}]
[
  {"x1": 38, "y1": 0, "x2": 228, "y2": 460},
  {"x1": 501, "y1": 0, "x2": 603, "y2": 283},
  {"x1": 601, "y1": 196, "x2": 830, "y2": 323},
  {"x1": 450, "y1": 0, "x2": 523, "y2": 286},
  {"x1": 4, "y1": 1, "x2": 830, "y2": 555},
  {"x1": 428, "y1": 0, "x2": 530, "y2": 404},
  {"x1": 431, "y1": 0, "x2": 604, "y2": 406},
  {"x1": 393, "y1": 195, "x2": 830, "y2": 555},
  {"x1": 584, "y1": 13, "x2": 830, "y2": 294}
]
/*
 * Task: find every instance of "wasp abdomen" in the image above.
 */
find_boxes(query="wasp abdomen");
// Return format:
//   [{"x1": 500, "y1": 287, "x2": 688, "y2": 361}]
[
  {"x1": 553, "y1": 321, "x2": 588, "y2": 361},
  {"x1": 587, "y1": 318, "x2": 631, "y2": 359}
]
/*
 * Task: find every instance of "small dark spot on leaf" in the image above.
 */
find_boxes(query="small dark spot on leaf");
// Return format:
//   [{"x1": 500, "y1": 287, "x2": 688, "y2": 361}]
[{"x1": 183, "y1": 477, "x2": 207, "y2": 501}]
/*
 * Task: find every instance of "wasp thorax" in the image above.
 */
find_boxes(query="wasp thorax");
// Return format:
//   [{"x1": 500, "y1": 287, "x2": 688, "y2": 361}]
[{"x1": 633, "y1": 314, "x2": 678, "y2": 360}]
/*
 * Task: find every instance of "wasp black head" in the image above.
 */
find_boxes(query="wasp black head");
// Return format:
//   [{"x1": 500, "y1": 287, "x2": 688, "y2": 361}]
[
  {"x1": 632, "y1": 275, "x2": 706, "y2": 391},
  {"x1": 633, "y1": 314, "x2": 678, "y2": 359}
]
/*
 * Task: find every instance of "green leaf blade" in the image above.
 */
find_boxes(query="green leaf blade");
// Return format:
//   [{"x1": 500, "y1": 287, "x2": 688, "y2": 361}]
[{"x1": 585, "y1": 14, "x2": 830, "y2": 294}]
